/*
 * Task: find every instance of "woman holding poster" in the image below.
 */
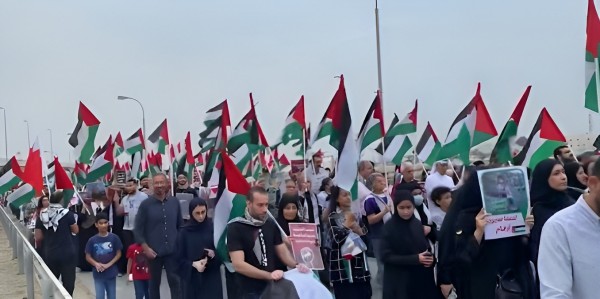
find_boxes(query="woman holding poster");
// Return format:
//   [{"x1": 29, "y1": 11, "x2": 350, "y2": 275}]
[{"x1": 452, "y1": 170, "x2": 535, "y2": 299}]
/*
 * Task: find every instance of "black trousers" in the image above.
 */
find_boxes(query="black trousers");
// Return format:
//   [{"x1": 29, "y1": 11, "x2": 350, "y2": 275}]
[
  {"x1": 119, "y1": 230, "x2": 135, "y2": 273},
  {"x1": 148, "y1": 254, "x2": 181, "y2": 299},
  {"x1": 46, "y1": 257, "x2": 76, "y2": 296}
]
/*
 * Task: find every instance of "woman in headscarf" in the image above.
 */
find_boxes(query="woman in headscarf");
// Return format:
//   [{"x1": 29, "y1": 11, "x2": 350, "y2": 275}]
[
  {"x1": 529, "y1": 159, "x2": 574, "y2": 267},
  {"x1": 327, "y1": 185, "x2": 371, "y2": 299},
  {"x1": 395, "y1": 182, "x2": 436, "y2": 243},
  {"x1": 274, "y1": 193, "x2": 302, "y2": 271},
  {"x1": 424, "y1": 160, "x2": 455, "y2": 229},
  {"x1": 436, "y1": 165, "x2": 476, "y2": 298},
  {"x1": 381, "y1": 190, "x2": 443, "y2": 299},
  {"x1": 564, "y1": 161, "x2": 588, "y2": 199},
  {"x1": 452, "y1": 168, "x2": 535, "y2": 299},
  {"x1": 176, "y1": 198, "x2": 222, "y2": 299}
]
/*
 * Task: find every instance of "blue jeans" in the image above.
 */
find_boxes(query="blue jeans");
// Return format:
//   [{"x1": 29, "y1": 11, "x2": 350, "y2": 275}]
[
  {"x1": 94, "y1": 277, "x2": 116, "y2": 299},
  {"x1": 133, "y1": 280, "x2": 150, "y2": 299}
]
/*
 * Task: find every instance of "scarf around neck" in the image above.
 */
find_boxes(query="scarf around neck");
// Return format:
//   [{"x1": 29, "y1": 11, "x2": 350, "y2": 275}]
[
  {"x1": 40, "y1": 203, "x2": 69, "y2": 232},
  {"x1": 229, "y1": 207, "x2": 268, "y2": 227}
]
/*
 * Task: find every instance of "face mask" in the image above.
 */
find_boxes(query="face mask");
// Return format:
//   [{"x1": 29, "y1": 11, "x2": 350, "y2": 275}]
[{"x1": 413, "y1": 195, "x2": 424, "y2": 206}]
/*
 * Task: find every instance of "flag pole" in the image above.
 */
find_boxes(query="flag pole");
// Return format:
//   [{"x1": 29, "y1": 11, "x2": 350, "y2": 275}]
[
  {"x1": 168, "y1": 145, "x2": 174, "y2": 196},
  {"x1": 380, "y1": 136, "x2": 390, "y2": 191},
  {"x1": 302, "y1": 129, "x2": 309, "y2": 183},
  {"x1": 446, "y1": 158, "x2": 461, "y2": 180}
]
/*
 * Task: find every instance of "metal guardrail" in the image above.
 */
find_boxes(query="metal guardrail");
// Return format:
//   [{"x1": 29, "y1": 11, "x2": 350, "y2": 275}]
[{"x1": 0, "y1": 206, "x2": 72, "y2": 299}]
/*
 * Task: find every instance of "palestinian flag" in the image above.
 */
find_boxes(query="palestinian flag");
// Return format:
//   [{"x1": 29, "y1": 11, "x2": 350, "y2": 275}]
[
  {"x1": 6, "y1": 183, "x2": 35, "y2": 208},
  {"x1": 213, "y1": 150, "x2": 251, "y2": 266},
  {"x1": 44, "y1": 159, "x2": 56, "y2": 191},
  {"x1": 275, "y1": 96, "x2": 306, "y2": 148},
  {"x1": 148, "y1": 151, "x2": 162, "y2": 175},
  {"x1": 148, "y1": 119, "x2": 170, "y2": 154},
  {"x1": 199, "y1": 100, "x2": 230, "y2": 151},
  {"x1": 194, "y1": 152, "x2": 204, "y2": 168},
  {"x1": 378, "y1": 100, "x2": 417, "y2": 165},
  {"x1": 357, "y1": 91, "x2": 385, "y2": 153},
  {"x1": 69, "y1": 102, "x2": 100, "y2": 164},
  {"x1": 514, "y1": 108, "x2": 567, "y2": 169},
  {"x1": 125, "y1": 129, "x2": 145, "y2": 155},
  {"x1": 73, "y1": 161, "x2": 88, "y2": 185},
  {"x1": 416, "y1": 122, "x2": 442, "y2": 166},
  {"x1": 323, "y1": 75, "x2": 358, "y2": 198},
  {"x1": 490, "y1": 86, "x2": 531, "y2": 164},
  {"x1": 93, "y1": 136, "x2": 113, "y2": 161},
  {"x1": 138, "y1": 158, "x2": 150, "y2": 179},
  {"x1": 53, "y1": 157, "x2": 75, "y2": 207},
  {"x1": 114, "y1": 132, "x2": 125, "y2": 157},
  {"x1": 176, "y1": 132, "x2": 196, "y2": 180},
  {"x1": 0, "y1": 157, "x2": 23, "y2": 194},
  {"x1": 228, "y1": 93, "x2": 269, "y2": 153},
  {"x1": 437, "y1": 83, "x2": 497, "y2": 163},
  {"x1": 86, "y1": 136, "x2": 114, "y2": 182},
  {"x1": 586, "y1": 0, "x2": 600, "y2": 112}
]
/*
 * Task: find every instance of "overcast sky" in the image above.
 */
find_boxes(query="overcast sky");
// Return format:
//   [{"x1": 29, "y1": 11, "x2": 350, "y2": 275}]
[{"x1": 0, "y1": 0, "x2": 595, "y2": 162}]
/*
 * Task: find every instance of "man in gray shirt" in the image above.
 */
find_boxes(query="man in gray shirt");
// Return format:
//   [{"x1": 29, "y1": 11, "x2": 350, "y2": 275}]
[
  {"x1": 538, "y1": 161, "x2": 600, "y2": 299},
  {"x1": 134, "y1": 173, "x2": 182, "y2": 299},
  {"x1": 118, "y1": 179, "x2": 147, "y2": 257}
]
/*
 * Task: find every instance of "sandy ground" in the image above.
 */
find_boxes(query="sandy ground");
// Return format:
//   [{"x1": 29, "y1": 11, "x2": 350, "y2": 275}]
[
  {"x1": 0, "y1": 224, "x2": 37, "y2": 299},
  {"x1": 0, "y1": 221, "x2": 94, "y2": 299}
]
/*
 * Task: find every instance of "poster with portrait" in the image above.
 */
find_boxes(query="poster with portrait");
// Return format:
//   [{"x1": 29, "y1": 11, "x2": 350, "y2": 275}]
[
  {"x1": 477, "y1": 166, "x2": 530, "y2": 240},
  {"x1": 288, "y1": 223, "x2": 324, "y2": 270}
]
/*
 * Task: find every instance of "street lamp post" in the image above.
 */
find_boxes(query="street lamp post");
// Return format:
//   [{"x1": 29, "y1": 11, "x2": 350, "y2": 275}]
[
  {"x1": 0, "y1": 107, "x2": 7, "y2": 159},
  {"x1": 24, "y1": 120, "x2": 30, "y2": 148},
  {"x1": 47, "y1": 129, "x2": 53, "y2": 156},
  {"x1": 117, "y1": 96, "x2": 146, "y2": 138}
]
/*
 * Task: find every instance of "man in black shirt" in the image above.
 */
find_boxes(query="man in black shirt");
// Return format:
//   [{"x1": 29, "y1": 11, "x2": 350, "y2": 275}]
[
  {"x1": 34, "y1": 190, "x2": 79, "y2": 296},
  {"x1": 227, "y1": 186, "x2": 310, "y2": 299},
  {"x1": 134, "y1": 173, "x2": 182, "y2": 299}
]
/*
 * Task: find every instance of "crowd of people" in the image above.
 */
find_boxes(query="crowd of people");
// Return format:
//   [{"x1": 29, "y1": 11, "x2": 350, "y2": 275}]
[{"x1": 5, "y1": 145, "x2": 600, "y2": 299}]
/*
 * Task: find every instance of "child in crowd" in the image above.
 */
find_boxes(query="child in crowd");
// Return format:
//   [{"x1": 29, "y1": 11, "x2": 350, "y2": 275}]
[
  {"x1": 126, "y1": 242, "x2": 150, "y2": 299},
  {"x1": 85, "y1": 212, "x2": 123, "y2": 299}
]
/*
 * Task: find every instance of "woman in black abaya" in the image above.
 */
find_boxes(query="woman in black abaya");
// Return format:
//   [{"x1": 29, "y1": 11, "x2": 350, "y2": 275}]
[
  {"x1": 381, "y1": 190, "x2": 443, "y2": 299},
  {"x1": 529, "y1": 159, "x2": 575, "y2": 266},
  {"x1": 452, "y1": 168, "x2": 535, "y2": 299},
  {"x1": 176, "y1": 198, "x2": 222, "y2": 299}
]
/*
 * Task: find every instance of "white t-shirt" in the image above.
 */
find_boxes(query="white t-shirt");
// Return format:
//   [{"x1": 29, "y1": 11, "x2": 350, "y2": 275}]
[
  {"x1": 306, "y1": 165, "x2": 330, "y2": 195},
  {"x1": 121, "y1": 191, "x2": 148, "y2": 231}
]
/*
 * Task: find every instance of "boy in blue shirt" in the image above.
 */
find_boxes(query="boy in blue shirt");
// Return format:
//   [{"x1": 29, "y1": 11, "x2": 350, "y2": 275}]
[{"x1": 85, "y1": 212, "x2": 123, "y2": 299}]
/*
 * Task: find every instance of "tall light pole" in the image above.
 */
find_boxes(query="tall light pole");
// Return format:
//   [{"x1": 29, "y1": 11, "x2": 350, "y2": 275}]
[
  {"x1": 47, "y1": 129, "x2": 53, "y2": 156},
  {"x1": 117, "y1": 96, "x2": 146, "y2": 138},
  {"x1": 117, "y1": 96, "x2": 147, "y2": 180},
  {"x1": 0, "y1": 107, "x2": 7, "y2": 160},
  {"x1": 374, "y1": 0, "x2": 384, "y2": 101},
  {"x1": 24, "y1": 120, "x2": 30, "y2": 148}
]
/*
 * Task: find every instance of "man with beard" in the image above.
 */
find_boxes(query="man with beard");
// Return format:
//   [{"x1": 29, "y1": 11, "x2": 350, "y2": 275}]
[
  {"x1": 175, "y1": 173, "x2": 199, "y2": 197},
  {"x1": 139, "y1": 175, "x2": 151, "y2": 194},
  {"x1": 553, "y1": 145, "x2": 576, "y2": 164},
  {"x1": 228, "y1": 186, "x2": 310, "y2": 299},
  {"x1": 134, "y1": 173, "x2": 182, "y2": 299},
  {"x1": 117, "y1": 179, "x2": 148, "y2": 272}
]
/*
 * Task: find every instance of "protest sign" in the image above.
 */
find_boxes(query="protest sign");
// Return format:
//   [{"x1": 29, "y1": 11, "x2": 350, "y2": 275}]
[{"x1": 477, "y1": 166, "x2": 530, "y2": 240}]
